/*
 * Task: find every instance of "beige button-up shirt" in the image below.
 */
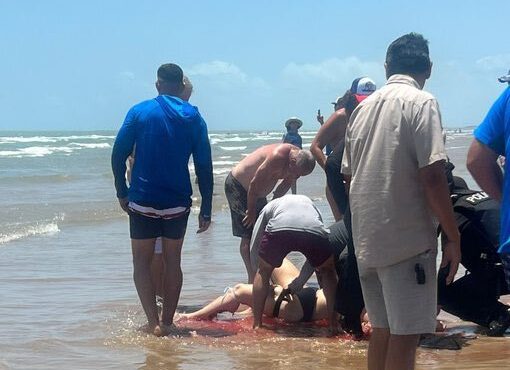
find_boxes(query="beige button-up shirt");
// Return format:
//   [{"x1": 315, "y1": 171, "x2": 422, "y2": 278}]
[{"x1": 341, "y1": 74, "x2": 447, "y2": 268}]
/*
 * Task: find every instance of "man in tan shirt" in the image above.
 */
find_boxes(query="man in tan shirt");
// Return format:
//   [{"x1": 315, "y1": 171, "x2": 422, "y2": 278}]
[{"x1": 341, "y1": 33, "x2": 461, "y2": 370}]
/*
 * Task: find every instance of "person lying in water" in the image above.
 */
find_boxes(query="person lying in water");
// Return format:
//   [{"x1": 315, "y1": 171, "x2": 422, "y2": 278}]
[{"x1": 181, "y1": 257, "x2": 339, "y2": 326}]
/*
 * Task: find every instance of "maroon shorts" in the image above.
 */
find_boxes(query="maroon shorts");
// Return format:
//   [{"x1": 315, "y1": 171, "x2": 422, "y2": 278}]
[{"x1": 259, "y1": 230, "x2": 333, "y2": 268}]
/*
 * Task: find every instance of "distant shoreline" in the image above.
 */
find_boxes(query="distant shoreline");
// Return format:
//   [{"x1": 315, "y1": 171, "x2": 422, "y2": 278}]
[{"x1": 0, "y1": 126, "x2": 476, "y2": 135}]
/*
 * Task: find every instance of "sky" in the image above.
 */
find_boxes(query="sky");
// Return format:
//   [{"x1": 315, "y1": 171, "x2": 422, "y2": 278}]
[{"x1": 1, "y1": 0, "x2": 509, "y2": 131}]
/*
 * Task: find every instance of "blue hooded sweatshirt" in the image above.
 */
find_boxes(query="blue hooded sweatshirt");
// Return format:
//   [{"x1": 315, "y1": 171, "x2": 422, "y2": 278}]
[{"x1": 111, "y1": 95, "x2": 213, "y2": 219}]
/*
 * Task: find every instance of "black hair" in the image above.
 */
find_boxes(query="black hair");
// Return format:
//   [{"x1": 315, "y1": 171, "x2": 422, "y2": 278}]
[
  {"x1": 157, "y1": 63, "x2": 184, "y2": 84},
  {"x1": 335, "y1": 90, "x2": 358, "y2": 115},
  {"x1": 385, "y1": 33, "x2": 431, "y2": 77}
]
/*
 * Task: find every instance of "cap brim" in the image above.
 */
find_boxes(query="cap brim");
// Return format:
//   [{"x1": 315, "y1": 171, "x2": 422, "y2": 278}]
[
  {"x1": 498, "y1": 75, "x2": 510, "y2": 83},
  {"x1": 355, "y1": 94, "x2": 369, "y2": 103}
]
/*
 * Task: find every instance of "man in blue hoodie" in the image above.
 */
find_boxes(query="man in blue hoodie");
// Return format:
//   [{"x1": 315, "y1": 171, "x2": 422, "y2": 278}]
[{"x1": 112, "y1": 63, "x2": 213, "y2": 336}]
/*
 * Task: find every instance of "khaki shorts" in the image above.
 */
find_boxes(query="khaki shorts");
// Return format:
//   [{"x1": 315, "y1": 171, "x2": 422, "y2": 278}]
[{"x1": 358, "y1": 249, "x2": 437, "y2": 335}]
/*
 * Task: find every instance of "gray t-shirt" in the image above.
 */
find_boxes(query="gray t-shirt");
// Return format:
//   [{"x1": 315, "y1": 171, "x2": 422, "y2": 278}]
[
  {"x1": 341, "y1": 74, "x2": 447, "y2": 268},
  {"x1": 249, "y1": 195, "x2": 329, "y2": 271}
]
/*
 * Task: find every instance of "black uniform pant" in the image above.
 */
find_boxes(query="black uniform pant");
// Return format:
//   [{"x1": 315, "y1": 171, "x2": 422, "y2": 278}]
[{"x1": 438, "y1": 264, "x2": 509, "y2": 328}]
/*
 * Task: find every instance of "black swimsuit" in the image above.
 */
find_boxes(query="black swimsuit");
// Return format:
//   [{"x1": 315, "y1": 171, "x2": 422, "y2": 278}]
[
  {"x1": 295, "y1": 287, "x2": 318, "y2": 322},
  {"x1": 272, "y1": 287, "x2": 318, "y2": 322}
]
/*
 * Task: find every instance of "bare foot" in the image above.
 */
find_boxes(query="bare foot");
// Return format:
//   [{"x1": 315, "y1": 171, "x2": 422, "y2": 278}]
[
  {"x1": 436, "y1": 320, "x2": 447, "y2": 332},
  {"x1": 138, "y1": 323, "x2": 160, "y2": 335},
  {"x1": 154, "y1": 323, "x2": 177, "y2": 337}
]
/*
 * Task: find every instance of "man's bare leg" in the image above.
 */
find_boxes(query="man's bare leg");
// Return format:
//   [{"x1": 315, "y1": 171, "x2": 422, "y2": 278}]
[
  {"x1": 252, "y1": 258, "x2": 274, "y2": 328},
  {"x1": 367, "y1": 327, "x2": 390, "y2": 370},
  {"x1": 160, "y1": 237, "x2": 184, "y2": 334},
  {"x1": 151, "y1": 253, "x2": 164, "y2": 298},
  {"x1": 315, "y1": 256, "x2": 338, "y2": 335},
  {"x1": 131, "y1": 238, "x2": 159, "y2": 334},
  {"x1": 385, "y1": 334, "x2": 420, "y2": 370},
  {"x1": 240, "y1": 237, "x2": 254, "y2": 283}
]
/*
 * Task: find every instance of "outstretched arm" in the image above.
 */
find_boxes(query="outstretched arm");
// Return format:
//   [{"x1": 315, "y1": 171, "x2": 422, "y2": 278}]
[
  {"x1": 272, "y1": 177, "x2": 294, "y2": 199},
  {"x1": 287, "y1": 260, "x2": 315, "y2": 293}
]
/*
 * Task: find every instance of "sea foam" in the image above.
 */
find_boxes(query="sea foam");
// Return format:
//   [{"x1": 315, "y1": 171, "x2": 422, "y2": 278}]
[{"x1": 0, "y1": 222, "x2": 60, "y2": 244}]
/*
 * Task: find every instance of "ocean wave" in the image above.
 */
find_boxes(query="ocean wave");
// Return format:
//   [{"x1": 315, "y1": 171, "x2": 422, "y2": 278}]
[
  {"x1": 210, "y1": 136, "x2": 248, "y2": 145},
  {"x1": 0, "y1": 222, "x2": 60, "y2": 244},
  {"x1": 0, "y1": 146, "x2": 74, "y2": 157},
  {"x1": 213, "y1": 168, "x2": 232, "y2": 175},
  {"x1": 69, "y1": 142, "x2": 111, "y2": 149},
  {"x1": 212, "y1": 160, "x2": 237, "y2": 166},
  {"x1": 0, "y1": 134, "x2": 114, "y2": 144},
  {"x1": 1, "y1": 174, "x2": 76, "y2": 184},
  {"x1": 0, "y1": 143, "x2": 111, "y2": 157},
  {"x1": 219, "y1": 146, "x2": 247, "y2": 151}
]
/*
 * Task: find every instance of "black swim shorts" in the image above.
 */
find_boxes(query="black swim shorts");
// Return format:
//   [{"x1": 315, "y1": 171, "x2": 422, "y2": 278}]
[
  {"x1": 129, "y1": 210, "x2": 190, "y2": 240},
  {"x1": 224, "y1": 172, "x2": 267, "y2": 238}
]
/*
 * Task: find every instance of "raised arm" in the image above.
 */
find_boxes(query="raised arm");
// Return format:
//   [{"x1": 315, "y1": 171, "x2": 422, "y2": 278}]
[{"x1": 192, "y1": 116, "x2": 214, "y2": 233}]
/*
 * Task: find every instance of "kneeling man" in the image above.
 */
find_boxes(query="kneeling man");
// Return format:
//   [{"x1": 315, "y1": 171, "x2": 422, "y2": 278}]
[{"x1": 250, "y1": 194, "x2": 338, "y2": 334}]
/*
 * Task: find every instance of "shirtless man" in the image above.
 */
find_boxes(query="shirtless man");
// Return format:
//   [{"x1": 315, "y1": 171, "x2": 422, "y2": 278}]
[{"x1": 225, "y1": 143, "x2": 316, "y2": 282}]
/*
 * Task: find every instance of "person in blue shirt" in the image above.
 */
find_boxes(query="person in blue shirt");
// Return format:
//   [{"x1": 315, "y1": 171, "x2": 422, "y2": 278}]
[
  {"x1": 282, "y1": 117, "x2": 303, "y2": 149},
  {"x1": 467, "y1": 71, "x2": 510, "y2": 293},
  {"x1": 111, "y1": 63, "x2": 213, "y2": 336}
]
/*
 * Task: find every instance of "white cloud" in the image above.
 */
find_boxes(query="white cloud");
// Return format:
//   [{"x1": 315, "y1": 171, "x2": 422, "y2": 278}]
[
  {"x1": 188, "y1": 61, "x2": 247, "y2": 81},
  {"x1": 476, "y1": 54, "x2": 510, "y2": 71},
  {"x1": 186, "y1": 61, "x2": 270, "y2": 91},
  {"x1": 281, "y1": 57, "x2": 385, "y2": 88},
  {"x1": 118, "y1": 71, "x2": 135, "y2": 81}
]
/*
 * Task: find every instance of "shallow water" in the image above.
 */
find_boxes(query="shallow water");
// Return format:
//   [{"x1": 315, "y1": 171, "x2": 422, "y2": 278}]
[{"x1": 1, "y1": 129, "x2": 509, "y2": 369}]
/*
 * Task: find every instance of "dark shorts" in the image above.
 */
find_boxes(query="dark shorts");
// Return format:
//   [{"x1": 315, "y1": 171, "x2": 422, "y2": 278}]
[
  {"x1": 224, "y1": 172, "x2": 267, "y2": 238},
  {"x1": 259, "y1": 230, "x2": 333, "y2": 268},
  {"x1": 129, "y1": 210, "x2": 189, "y2": 240}
]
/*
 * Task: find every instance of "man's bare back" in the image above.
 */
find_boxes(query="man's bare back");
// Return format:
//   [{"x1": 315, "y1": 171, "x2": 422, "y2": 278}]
[
  {"x1": 231, "y1": 143, "x2": 295, "y2": 193},
  {"x1": 231, "y1": 143, "x2": 314, "y2": 227}
]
